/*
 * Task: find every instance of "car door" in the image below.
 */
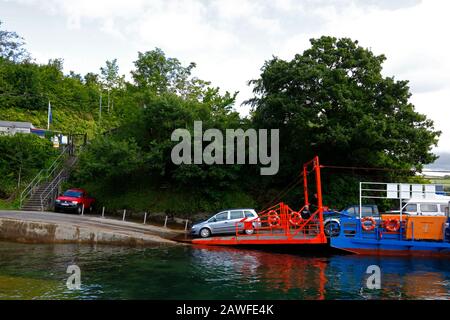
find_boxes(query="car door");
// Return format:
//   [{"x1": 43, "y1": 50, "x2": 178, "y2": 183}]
[
  {"x1": 209, "y1": 211, "x2": 229, "y2": 234},
  {"x1": 227, "y1": 210, "x2": 245, "y2": 233},
  {"x1": 84, "y1": 192, "x2": 94, "y2": 209}
]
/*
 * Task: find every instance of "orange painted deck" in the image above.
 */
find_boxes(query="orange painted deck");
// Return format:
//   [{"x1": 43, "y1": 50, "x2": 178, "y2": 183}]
[{"x1": 191, "y1": 233, "x2": 327, "y2": 246}]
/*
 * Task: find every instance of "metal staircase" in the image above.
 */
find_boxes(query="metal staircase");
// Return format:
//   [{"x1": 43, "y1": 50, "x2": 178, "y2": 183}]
[{"x1": 20, "y1": 145, "x2": 78, "y2": 211}]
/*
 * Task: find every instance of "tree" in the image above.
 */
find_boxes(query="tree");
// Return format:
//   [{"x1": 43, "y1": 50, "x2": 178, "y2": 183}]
[
  {"x1": 0, "y1": 20, "x2": 30, "y2": 62},
  {"x1": 73, "y1": 136, "x2": 143, "y2": 183},
  {"x1": 131, "y1": 48, "x2": 196, "y2": 96},
  {"x1": 100, "y1": 59, "x2": 123, "y2": 113},
  {"x1": 247, "y1": 36, "x2": 440, "y2": 207}
]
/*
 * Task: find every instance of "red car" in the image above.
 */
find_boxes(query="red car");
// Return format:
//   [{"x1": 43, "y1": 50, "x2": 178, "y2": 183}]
[{"x1": 54, "y1": 188, "x2": 95, "y2": 214}]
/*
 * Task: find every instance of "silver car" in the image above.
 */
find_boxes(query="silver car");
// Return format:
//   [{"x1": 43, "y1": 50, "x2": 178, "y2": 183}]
[{"x1": 191, "y1": 209, "x2": 260, "y2": 238}]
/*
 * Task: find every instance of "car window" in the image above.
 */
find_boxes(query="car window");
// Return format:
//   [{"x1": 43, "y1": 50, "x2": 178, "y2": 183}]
[
  {"x1": 244, "y1": 211, "x2": 255, "y2": 218},
  {"x1": 63, "y1": 190, "x2": 82, "y2": 198},
  {"x1": 230, "y1": 210, "x2": 244, "y2": 220},
  {"x1": 420, "y1": 204, "x2": 438, "y2": 213},
  {"x1": 404, "y1": 204, "x2": 418, "y2": 212},
  {"x1": 361, "y1": 207, "x2": 375, "y2": 217},
  {"x1": 346, "y1": 206, "x2": 378, "y2": 217},
  {"x1": 215, "y1": 212, "x2": 228, "y2": 221}
]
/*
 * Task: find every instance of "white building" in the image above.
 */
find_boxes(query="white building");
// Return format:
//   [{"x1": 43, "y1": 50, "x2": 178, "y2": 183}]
[{"x1": 0, "y1": 120, "x2": 35, "y2": 135}]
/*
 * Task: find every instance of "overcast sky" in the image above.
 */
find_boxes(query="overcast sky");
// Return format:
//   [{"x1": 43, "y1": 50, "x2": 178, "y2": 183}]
[{"x1": 1, "y1": 0, "x2": 450, "y2": 157}]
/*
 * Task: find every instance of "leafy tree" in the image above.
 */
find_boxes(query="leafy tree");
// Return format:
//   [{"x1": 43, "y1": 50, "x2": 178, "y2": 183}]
[
  {"x1": 73, "y1": 136, "x2": 143, "y2": 183},
  {"x1": 247, "y1": 36, "x2": 440, "y2": 207},
  {"x1": 0, "y1": 20, "x2": 30, "y2": 62},
  {"x1": 100, "y1": 59, "x2": 123, "y2": 113},
  {"x1": 131, "y1": 48, "x2": 194, "y2": 94}
]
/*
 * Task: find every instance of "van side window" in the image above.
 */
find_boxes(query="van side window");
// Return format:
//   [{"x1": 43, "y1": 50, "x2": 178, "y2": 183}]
[
  {"x1": 420, "y1": 204, "x2": 438, "y2": 213},
  {"x1": 404, "y1": 204, "x2": 417, "y2": 212},
  {"x1": 230, "y1": 210, "x2": 244, "y2": 220}
]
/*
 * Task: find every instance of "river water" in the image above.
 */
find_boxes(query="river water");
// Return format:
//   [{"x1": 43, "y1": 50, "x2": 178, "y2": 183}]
[{"x1": 0, "y1": 241, "x2": 449, "y2": 300}]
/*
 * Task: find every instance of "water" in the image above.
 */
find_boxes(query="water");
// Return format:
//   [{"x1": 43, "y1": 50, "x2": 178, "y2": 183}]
[{"x1": 0, "y1": 241, "x2": 449, "y2": 300}]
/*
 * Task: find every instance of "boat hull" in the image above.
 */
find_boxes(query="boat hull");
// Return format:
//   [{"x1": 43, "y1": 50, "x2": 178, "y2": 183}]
[{"x1": 331, "y1": 236, "x2": 450, "y2": 257}]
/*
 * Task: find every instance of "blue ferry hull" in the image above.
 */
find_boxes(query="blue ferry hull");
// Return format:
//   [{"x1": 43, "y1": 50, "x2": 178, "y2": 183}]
[
  {"x1": 331, "y1": 217, "x2": 450, "y2": 257},
  {"x1": 331, "y1": 236, "x2": 450, "y2": 257}
]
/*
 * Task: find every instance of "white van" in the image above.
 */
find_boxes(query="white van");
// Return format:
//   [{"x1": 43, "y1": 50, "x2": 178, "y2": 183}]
[{"x1": 403, "y1": 198, "x2": 450, "y2": 216}]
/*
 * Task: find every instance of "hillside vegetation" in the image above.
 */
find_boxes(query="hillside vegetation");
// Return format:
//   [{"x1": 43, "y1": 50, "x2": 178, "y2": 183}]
[{"x1": 0, "y1": 21, "x2": 441, "y2": 217}]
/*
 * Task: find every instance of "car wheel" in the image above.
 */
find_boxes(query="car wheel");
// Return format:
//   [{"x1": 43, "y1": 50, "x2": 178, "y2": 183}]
[
  {"x1": 325, "y1": 221, "x2": 340, "y2": 237},
  {"x1": 244, "y1": 228, "x2": 254, "y2": 235},
  {"x1": 199, "y1": 228, "x2": 211, "y2": 238}
]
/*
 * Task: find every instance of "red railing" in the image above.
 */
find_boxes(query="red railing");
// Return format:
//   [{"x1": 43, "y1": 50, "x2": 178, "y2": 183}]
[
  {"x1": 233, "y1": 156, "x2": 326, "y2": 243},
  {"x1": 234, "y1": 202, "x2": 323, "y2": 240}
]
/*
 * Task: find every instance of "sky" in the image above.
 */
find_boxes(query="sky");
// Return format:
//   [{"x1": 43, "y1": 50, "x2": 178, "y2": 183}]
[{"x1": 1, "y1": 0, "x2": 450, "y2": 161}]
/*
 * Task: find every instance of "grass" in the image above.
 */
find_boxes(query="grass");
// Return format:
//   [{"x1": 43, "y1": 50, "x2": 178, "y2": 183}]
[
  {"x1": 0, "y1": 107, "x2": 121, "y2": 139},
  {"x1": 0, "y1": 198, "x2": 20, "y2": 210}
]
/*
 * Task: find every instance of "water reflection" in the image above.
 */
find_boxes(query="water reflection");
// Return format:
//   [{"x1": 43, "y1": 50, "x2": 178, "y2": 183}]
[
  {"x1": 190, "y1": 246, "x2": 450, "y2": 300},
  {"x1": 0, "y1": 242, "x2": 449, "y2": 300}
]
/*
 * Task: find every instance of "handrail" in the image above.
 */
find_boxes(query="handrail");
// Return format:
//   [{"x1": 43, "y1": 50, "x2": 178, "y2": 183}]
[
  {"x1": 39, "y1": 149, "x2": 80, "y2": 210},
  {"x1": 19, "y1": 145, "x2": 69, "y2": 208},
  {"x1": 19, "y1": 169, "x2": 45, "y2": 208},
  {"x1": 40, "y1": 169, "x2": 67, "y2": 210}
]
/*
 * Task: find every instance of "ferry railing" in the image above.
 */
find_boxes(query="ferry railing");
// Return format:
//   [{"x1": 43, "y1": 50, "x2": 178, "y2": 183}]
[
  {"x1": 234, "y1": 202, "x2": 322, "y2": 240},
  {"x1": 359, "y1": 182, "x2": 450, "y2": 220}
]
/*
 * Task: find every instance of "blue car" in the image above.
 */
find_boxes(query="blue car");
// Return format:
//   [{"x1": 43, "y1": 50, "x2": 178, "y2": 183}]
[{"x1": 323, "y1": 205, "x2": 380, "y2": 237}]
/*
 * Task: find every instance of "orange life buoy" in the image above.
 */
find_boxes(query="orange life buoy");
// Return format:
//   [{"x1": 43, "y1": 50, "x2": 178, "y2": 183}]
[
  {"x1": 385, "y1": 218, "x2": 400, "y2": 232},
  {"x1": 361, "y1": 217, "x2": 376, "y2": 231},
  {"x1": 267, "y1": 210, "x2": 280, "y2": 227},
  {"x1": 289, "y1": 212, "x2": 303, "y2": 226}
]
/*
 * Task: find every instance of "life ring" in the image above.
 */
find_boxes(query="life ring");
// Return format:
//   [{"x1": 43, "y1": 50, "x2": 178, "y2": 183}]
[
  {"x1": 385, "y1": 219, "x2": 400, "y2": 232},
  {"x1": 267, "y1": 210, "x2": 280, "y2": 227},
  {"x1": 289, "y1": 212, "x2": 303, "y2": 226},
  {"x1": 361, "y1": 217, "x2": 376, "y2": 231}
]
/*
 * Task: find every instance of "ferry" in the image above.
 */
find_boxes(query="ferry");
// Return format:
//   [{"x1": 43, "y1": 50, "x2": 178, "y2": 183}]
[{"x1": 330, "y1": 182, "x2": 450, "y2": 256}]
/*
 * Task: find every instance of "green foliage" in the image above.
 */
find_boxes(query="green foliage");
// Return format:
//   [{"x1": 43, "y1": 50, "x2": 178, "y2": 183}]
[
  {"x1": 73, "y1": 136, "x2": 143, "y2": 182},
  {"x1": 0, "y1": 23, "x2": 442, "y2": 217},
  {"x1": 80, "y1": 179, "x2": 256, "y2": 217},
  {"x1": 248, "y1": 36, "x2": 440, "y2": 206},
  {"x1": 0, "y1": 134, "x2": 57, "y2": 198}
]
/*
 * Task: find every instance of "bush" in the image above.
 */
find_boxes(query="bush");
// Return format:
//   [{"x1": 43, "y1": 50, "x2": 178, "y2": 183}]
[{"x1": 0, "y1": 134, "x2": 58, "y2": 198}]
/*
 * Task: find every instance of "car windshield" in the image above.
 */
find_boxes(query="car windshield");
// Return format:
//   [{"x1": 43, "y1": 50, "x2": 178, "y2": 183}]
[{"x1": 63, "y1": 190, "x2": 82, "y2": 198}]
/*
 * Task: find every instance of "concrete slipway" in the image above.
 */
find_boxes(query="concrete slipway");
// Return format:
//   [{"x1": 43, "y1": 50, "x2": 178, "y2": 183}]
[{"x1": 0, "y1": 210, "x2": 184, "y2": 246}]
